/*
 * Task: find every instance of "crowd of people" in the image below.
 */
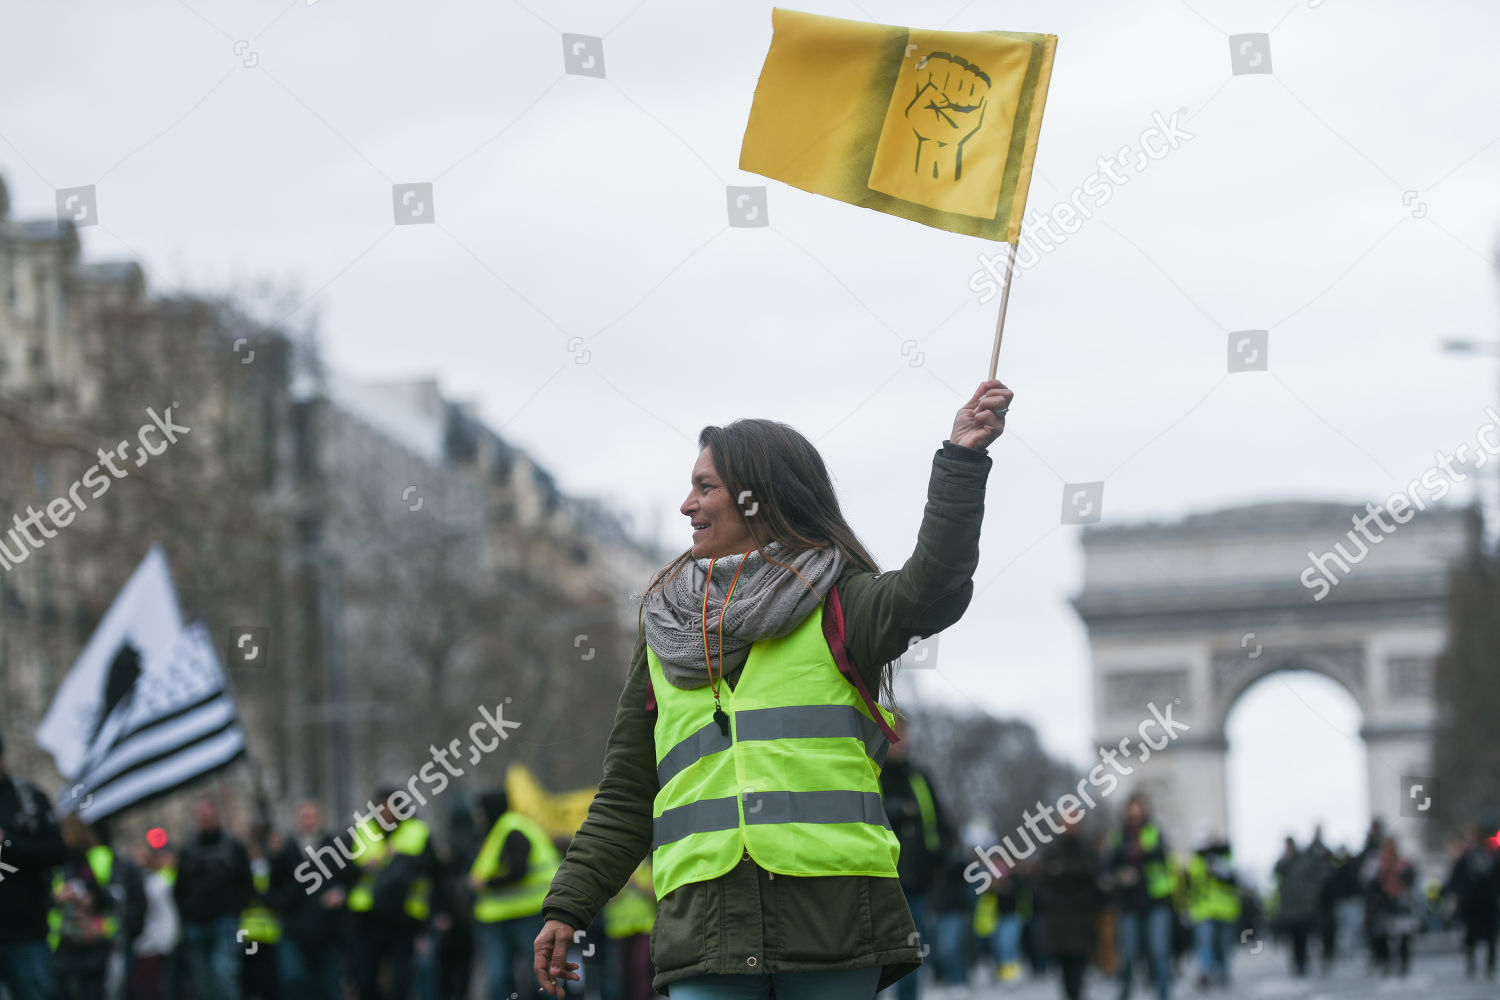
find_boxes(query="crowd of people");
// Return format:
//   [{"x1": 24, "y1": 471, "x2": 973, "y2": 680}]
[
  {"x1": 5, "y1": 721, "x2": 1499, "y2": 1000},
  {"x1": 0, "y1": 729, "x2": 659, "y2": 1000},
  {"x1": 881, "y1": 747, "x2": 1500, "y2": 1000}
]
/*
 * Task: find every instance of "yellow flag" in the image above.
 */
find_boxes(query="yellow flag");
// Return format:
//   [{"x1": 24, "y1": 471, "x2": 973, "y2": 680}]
[
  {"x1": 504, "y1": 763, "x2": 597, "y2": 840},
  {"x1": 739, "y1": 8, "x2": 1056, "y2": 243}
]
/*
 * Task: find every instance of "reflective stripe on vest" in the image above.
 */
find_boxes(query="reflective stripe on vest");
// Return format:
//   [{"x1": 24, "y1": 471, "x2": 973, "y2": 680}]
[
  {"x1": 647, "y1": 601, "x2": 900, "y2": 900},
  {"x1": 346, "y1": 818, "x2": 432, "y2": 919},
  {"x1": 471, "y1": 812, "x2": 561, "y2": 923},
  {"x1": 656, "y1": 704, "x2": 889, "y2": 787}
]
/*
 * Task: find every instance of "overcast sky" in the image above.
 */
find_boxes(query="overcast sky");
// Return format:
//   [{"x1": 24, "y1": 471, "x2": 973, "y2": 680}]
[{"x1": 5, "y1": 0, "x2": 1498, "y2": 873}]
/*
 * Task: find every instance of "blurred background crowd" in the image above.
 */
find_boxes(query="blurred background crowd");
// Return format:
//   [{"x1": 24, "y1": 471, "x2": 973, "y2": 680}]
[{"x1": 4, "y1": 720, "x2": 1498, "y2": 1000}]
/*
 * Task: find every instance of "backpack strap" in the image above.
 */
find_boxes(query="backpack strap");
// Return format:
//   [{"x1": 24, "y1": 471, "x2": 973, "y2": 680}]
[{"x1": 823, "y1": 584, "x2": 900, "y2": 746}]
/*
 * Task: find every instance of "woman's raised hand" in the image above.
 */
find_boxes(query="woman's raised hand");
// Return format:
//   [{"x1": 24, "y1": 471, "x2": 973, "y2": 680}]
[
  {"x1": 534, "y1": 918, "x2": 582, "y2": 997},
  {"x1": 950, "y1": 379, "x2": 1014, "y2": 451}
]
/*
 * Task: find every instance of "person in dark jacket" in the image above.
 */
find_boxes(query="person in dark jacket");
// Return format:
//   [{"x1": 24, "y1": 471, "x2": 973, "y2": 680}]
[
  {"x1": 879, "y1": 720, "x2": 952, "y2": 1000},
  {"x1": 1444, "y1": 822, "x2": 1499, "y2": 979},
  {"x1": 0, "y1": 727, "x2": 68, "y2": 1000},
  {"x1": 174, "y1": 796, "x2": 253, "y2": 1000},
  {"x1": 1036, "y1": 819, "x2": 1104, "y2": 1000},
  {"x1": 1273, "y1": 837, "x2": 1323, "y2": 977},
  {"x1": 534, "y1": 380, "x2": 1013, "y2": 998},
  {"x1": 269, "y1": 800, "x2": 351, "y2": 1000},
  {"x1": 1306, "y1": 827, "x2": 1338, "y2": 972}
]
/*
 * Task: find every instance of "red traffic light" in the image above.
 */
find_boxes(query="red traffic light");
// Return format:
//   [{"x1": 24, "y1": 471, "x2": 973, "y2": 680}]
[{"x1": 146, "y1": 827, "x2": 169, "y2": 850}]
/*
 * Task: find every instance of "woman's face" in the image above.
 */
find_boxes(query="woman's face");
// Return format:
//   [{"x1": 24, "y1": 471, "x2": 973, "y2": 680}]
[{"x1": 681, "y1": 448, "x2": 759, "y2": 559}]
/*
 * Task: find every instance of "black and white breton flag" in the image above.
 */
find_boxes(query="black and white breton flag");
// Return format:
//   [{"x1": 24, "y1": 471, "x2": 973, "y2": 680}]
[{"x1": 36, "y1": 545, "x2": 246, "y2": 823}]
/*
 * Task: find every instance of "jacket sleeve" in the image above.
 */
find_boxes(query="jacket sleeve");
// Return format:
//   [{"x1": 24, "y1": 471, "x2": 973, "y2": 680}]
[
  {"x1": 543, "y1": 632, "x2": 657, "y2": 930},
  {"x1": 837, "y1": 441, "x2": 992, "y2": 689}
]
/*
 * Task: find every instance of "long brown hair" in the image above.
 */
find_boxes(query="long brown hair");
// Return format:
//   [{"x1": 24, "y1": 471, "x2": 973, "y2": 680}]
[{"x1": 645, "y1": 419, "x2": 900, "y2": 702}]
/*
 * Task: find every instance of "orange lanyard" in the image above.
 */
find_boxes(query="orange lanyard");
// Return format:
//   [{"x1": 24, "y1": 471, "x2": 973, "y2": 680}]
[{"x1": 701, "y1": 552, "x2": 749, "y2": 735}]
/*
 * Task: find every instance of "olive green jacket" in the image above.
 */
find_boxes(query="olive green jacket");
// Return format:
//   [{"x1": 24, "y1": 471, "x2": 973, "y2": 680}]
[{"x1": 543, "y1": 441, "x2": 992, "y2": 991}]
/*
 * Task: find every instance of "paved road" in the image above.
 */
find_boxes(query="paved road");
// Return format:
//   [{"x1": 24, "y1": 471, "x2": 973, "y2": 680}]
[{"x1": 899, "y1": 945, "x2": 1496, "y2": 1000}]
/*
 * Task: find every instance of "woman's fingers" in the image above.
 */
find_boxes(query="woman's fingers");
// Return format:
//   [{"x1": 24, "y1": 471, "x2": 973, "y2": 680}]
[
  {"x1": 977, "y1": 383, "x2": 1013, "y2": 415},
  {"x1": 534, "y1": 922, "x2": 578, "y2": 997}
]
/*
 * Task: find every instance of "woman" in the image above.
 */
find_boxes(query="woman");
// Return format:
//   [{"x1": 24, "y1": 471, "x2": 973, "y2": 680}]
[{"x1": 533, "y1": 379, "x2": 1013, "y2": 998}]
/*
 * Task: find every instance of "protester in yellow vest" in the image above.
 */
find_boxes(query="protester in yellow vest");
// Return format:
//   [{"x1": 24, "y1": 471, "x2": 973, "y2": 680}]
[
  {"x1": 347, "y1": 787, "x2": 451, "y2": 1000},
  {"x1": 1106, "y1": 794, "x2": 1175, "y2": 1000},
  {"x1": 470, "y1": 790, "x2": 560, "y2": 1000},
  {"x1": 50, "y1": 815, "x2": 144, "y2": 1000},
  {"x1": 238, "y1": 818, "x2": 283, "y2": 1000},
  {"x1": 1185, "y1": 834, "x2": 1240, "y2": 990},
  {"x1": 532, "y1": 380, "x2": 1014, "y2": 998}
]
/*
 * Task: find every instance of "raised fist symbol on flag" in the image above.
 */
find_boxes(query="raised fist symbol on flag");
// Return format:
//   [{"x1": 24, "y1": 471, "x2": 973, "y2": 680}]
[{"x1": 904, "y1": 52, "x2": 991, "y2": 182}]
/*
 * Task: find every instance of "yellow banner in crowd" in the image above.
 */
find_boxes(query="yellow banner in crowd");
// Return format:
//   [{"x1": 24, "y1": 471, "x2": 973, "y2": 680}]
[
  {"x1": 505, "y1": 763, "x2": 597, "y2": 840},
  {"x1": 740, "y1": 8, "x2": 1057, "y2": 243}
]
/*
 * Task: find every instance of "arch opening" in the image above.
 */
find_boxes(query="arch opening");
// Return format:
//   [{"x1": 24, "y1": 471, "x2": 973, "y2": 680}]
[{"x1": 1224, "y1": 669, "x2": 1370, "y2": 892}]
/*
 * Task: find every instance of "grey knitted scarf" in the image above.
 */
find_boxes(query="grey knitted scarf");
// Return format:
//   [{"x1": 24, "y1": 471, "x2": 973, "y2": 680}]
[{"x1": 642, "y1": 542, "x2": 845, "y2": 689}]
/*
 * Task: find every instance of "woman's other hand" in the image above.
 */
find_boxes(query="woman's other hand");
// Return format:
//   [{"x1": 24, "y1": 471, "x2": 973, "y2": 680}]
[
  {"x1": 534, "y1": 918, "x2": 582, "y2": 997},
  {"x1": 950, "y1": 379, "x2": 1013, "y2": 451}
]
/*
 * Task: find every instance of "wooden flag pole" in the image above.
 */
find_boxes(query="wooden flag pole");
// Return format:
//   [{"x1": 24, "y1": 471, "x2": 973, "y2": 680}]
[{"x1": 986, "y1": 242, "x2": 1017, "y2": 380}]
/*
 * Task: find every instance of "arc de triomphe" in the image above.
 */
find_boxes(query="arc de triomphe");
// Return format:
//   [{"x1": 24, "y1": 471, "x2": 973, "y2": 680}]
[{"x1": 1072, "y1": 501, "x2": 1468, "y2": 867}]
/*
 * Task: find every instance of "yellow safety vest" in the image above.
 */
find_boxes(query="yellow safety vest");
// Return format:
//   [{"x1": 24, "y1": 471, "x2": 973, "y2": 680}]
[
  {"x1": 470, "y1": 812, "x2": 560, "y2": 923},
  {"x1": 240, "y1": 864, "x2": 282, "y2": 944},
  {"x1": 347, "y1": 818, "x2": 433, "y2": 921},
  {"x1": 1187, "y1": 852, "x2": 1241, "y2": 923},
  {"x1": 647, "y1": 601, "x2": 900, "y2": 900},
  {"x1": 1112, "y1": 824, "x2": 1175, "y2": 900},
  {"x1": 48, "y1": 846, "x2": 119, "y2": 950},
  {"x1": 602, "y1": 863, "x2": 656, "y2": 939},
  {"x1": 973, "y1": 893, "x2": 999, "y2": 937}
]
